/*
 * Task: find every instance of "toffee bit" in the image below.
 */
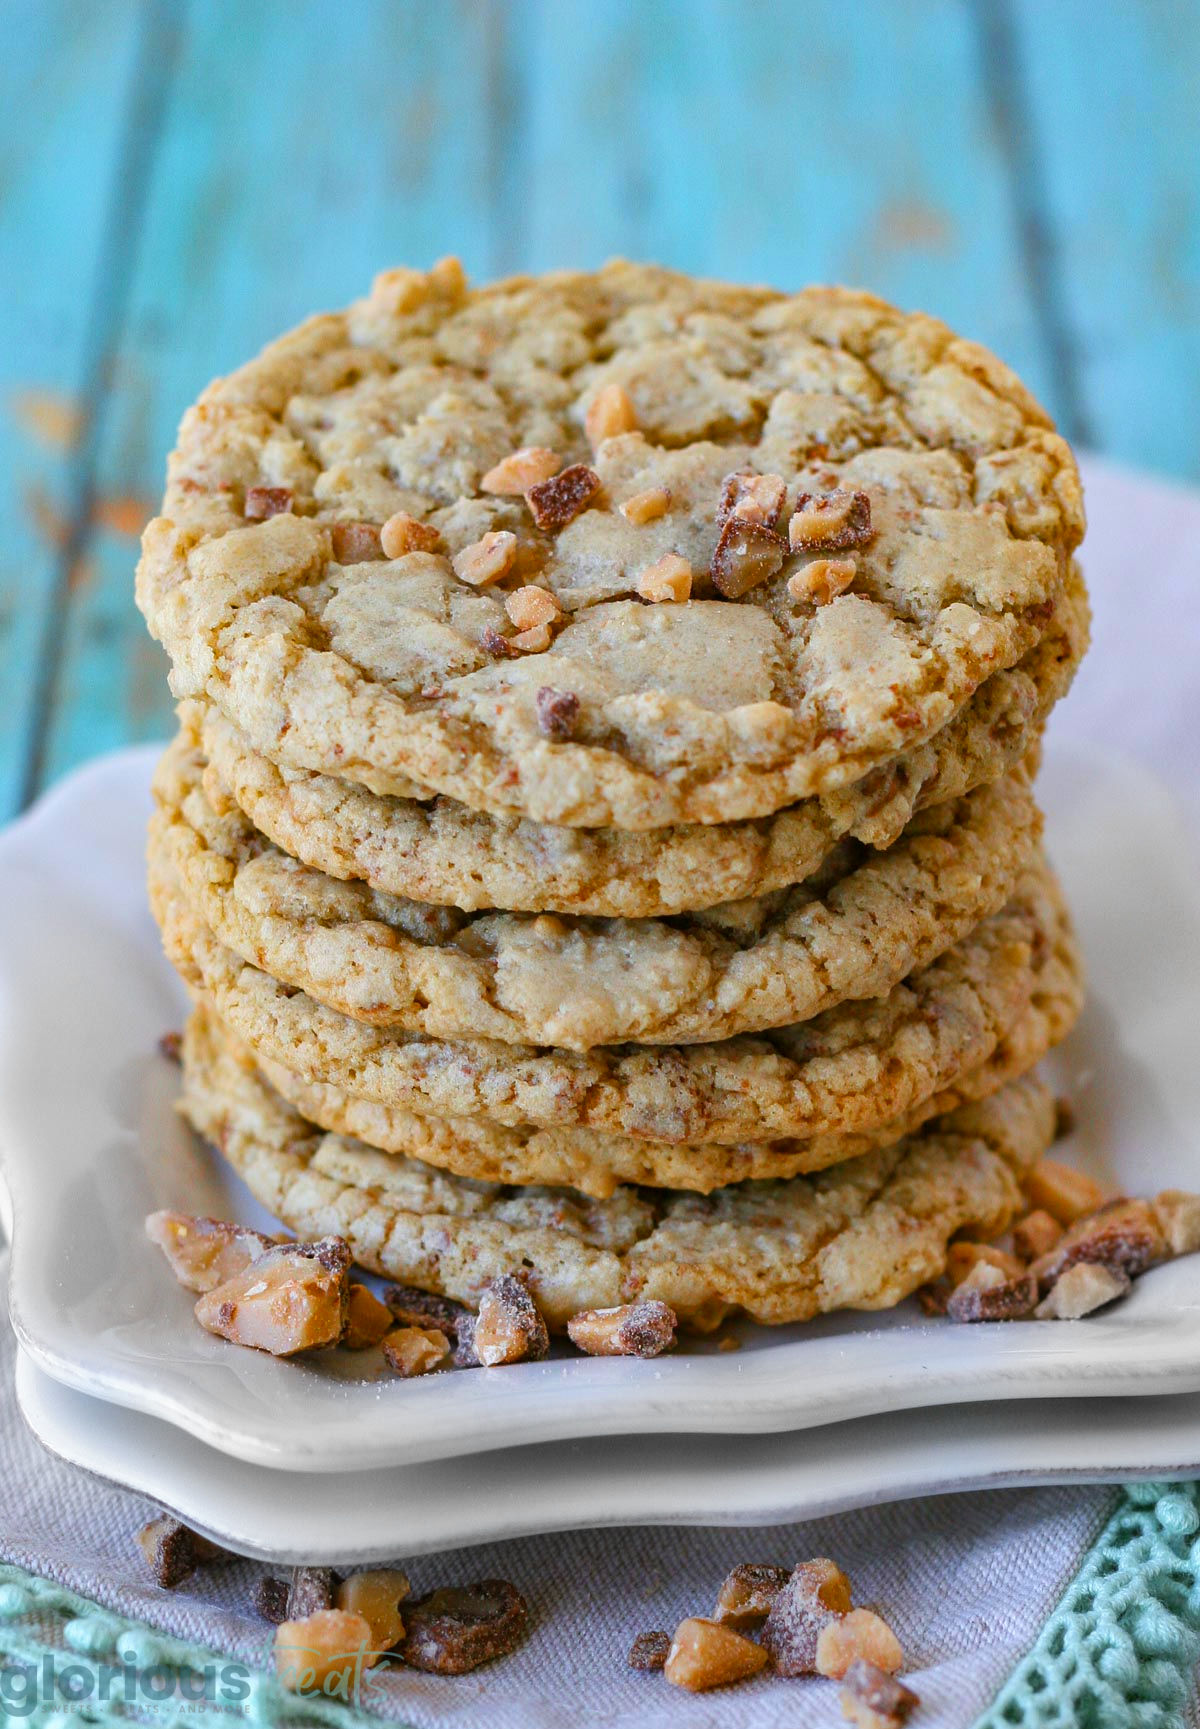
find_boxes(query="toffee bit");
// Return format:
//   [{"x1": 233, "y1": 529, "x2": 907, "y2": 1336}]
[
  {"x1": 474, "y1": 1274, "x2": 549, "y2": 1366},
  {"x1": 717, "y1": 470, "x2": 787, "y2": 530},
  {"x1": 525, "y1": 463, "x2": 600, "y2": 532},
  {"x1": 585, "y1": 383, "x2": 638, "y2": 448},
  {"x1": 714, "y1": 1562, "x2": 791, "y2": 1630},
  {"x1": 761, "y1": 1558, "x2": 853, "y2": 1676},
  {"x1": 841, "y1": 1658, "x2": 920, "y2": 1728},
  {"x1": 399, "y1": 1579, "x2": 529, "y2": 1674},
  {"x1": 253, "y1": 1578, "x2": 291, "y2": 1625},
  {"x1": 534, "y1": 685, "x2": 581, "y2": 740},
  {"x1": 944, "y1": 1260, "x2": 1037, "y2": 1322},
  {"x1": 710, "y1": 516, "x2": 786, "y2": 598},
  {"x1": 788, "y1": 488, "x2": 874, "y2": 553},
  {"x1": 380, "y1": 511, "x2": 441, "y2": 557},
  {"x1": 628, "y1": 1630, "x2": 672, "y2": 1670},
  {"x1": 480, "y1": 447, "x2": 561, "y2": 495},
  {"x1": 158, "y1": 1030, "x2": 183, "y2": 1064},
  {"x1": 244, "y1": 486, "x2": 294, "y2": 521},
  {"x1": 286, "y1": 1566, "x2": 338, "y2": 1620},
  {"x1": 664, "y1": 1618, "x2": 768, "y2": 1691},
  {"x1": 480, "y1": 624, "x2": 517, "y2": 659},
  {"x1": 381, "y1": 1324, "x2": 451, "y2": 1377},
  {"x1": 330, "y1": 520, "x2": 383, "y2": 563},
  {"x1": 567, "y1": 1300, "x2": 677, "y2": 1358}
]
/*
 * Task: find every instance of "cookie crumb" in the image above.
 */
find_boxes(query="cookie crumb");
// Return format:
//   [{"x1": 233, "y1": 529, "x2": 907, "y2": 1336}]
[{"x1": 158, "y1": 1030, "x2": 183, "y2": 1064}]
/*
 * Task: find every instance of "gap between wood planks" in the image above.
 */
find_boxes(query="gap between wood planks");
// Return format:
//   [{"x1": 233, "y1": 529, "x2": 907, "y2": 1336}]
[
  {"x1": 967, "y1": 0, "x2": 1095, "y2": 450},
  {"x1": 17, "y1": 0, "x2": 1099, "y2": 810},
  {"x1": 18, "y1": 0, "x2": 183, "y2": 811}
]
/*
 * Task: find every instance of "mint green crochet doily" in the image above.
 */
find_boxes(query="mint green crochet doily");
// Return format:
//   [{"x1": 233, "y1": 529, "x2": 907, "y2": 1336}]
[
  {"x1": 1, "y1": 1484, "x2": 1197, "y2": 1726},
  {"x1": 975, "y1": 1482, "x2": 1200, "y2": 1729}
]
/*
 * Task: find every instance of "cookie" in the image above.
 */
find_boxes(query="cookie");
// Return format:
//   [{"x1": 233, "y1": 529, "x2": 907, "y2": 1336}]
[
  {"x1": 152, "y1": 846, "x2": 1059, "y2": 1146},
  {"x1": 235, "y1": 869, "x2": 1081, "y2": 1195},
  {"x1": 137, "y1": 260, "x2": 1084, "y2": 829},
  {"x1": 152, "y1": 741, "x2": 1040, "y2": 1049},
  {"x1": 194, "y1": 565, "x2": 1087, "y2": 916},
  {"x1": 181, "y1": 1007, "x2": 1056, "y2": 1329}
]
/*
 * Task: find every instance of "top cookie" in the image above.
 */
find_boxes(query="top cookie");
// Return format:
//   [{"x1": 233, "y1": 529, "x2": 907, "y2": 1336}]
[{"x1": 137, "y1": 260, "x2": 1084, "y2": 829}]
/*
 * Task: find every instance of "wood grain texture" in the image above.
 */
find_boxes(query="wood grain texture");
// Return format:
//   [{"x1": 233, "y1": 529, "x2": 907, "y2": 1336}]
[
  {"x1": 0, "y1": 0, "x2": 150, "y2": 817},
  {"x1": 1, "y1": 0, "x2": 1196, "y2": 814}
]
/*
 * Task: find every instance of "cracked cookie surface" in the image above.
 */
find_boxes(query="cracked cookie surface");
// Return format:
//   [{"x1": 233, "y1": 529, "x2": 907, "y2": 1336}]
[
  {"x1": 192, "y1": 566, "x2": 1087, "y2": 916},
  {"x1": 236, "y1": 862, "x2": 1081, "y2": 1194},
  {"x1": 153, "y1": 846, "x2": 1059, "y2": 1146},
  {"x1": 181, "y1": 1007, "x2": 1055, "y2": 1329},
  {"x1": 153, "y1": 738, "x2": 1039, "y2": 1049},
  {"x1": 137, "y1": 260, "x2": 1084, "y2": 829}
]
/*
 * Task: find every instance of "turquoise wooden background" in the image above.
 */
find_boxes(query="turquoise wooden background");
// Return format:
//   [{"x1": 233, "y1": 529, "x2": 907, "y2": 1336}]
[{"x1": 2, "y1": 0, "x2": 1198, "y2": 821}]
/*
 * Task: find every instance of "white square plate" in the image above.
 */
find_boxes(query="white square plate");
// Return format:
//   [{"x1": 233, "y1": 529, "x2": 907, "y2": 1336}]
[{"x1": 2, "y1": 741, "x2": 1200, "y2": 1473}]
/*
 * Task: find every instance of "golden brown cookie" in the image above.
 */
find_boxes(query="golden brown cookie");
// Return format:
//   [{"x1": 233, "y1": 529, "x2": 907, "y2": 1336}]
[
  {"x1": 137, "y1": 261, "x2": 1084, "y2": 828},
  {"x1": 181, "y1": 1006, "x2": 1056, "y2": 1330}
]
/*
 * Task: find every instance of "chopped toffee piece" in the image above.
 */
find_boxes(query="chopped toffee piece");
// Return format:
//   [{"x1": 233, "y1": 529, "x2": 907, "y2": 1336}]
[
  {"x1": 145, "y1": 1210, "x2": 277, "y2": 1294},
  {"x1": 566, "y1": 1300, "x2": 677, "y2": 1358},
  {"x1": 534, "y1": 685, "x2": 581, "y2": 740},
  {"x1": 525, "y1": 463, "x2": 601, "y2": 532},
  {"x1": 664, "y1": 1618, "x2": 768, "y2": 1691},
  {"x1": 399, "y1": 1579, "x2": 529, "y2": 1674},
  {"x1": 193, "y1": 1237, "x2": 350, "y2": 1356},
  {"x1": 628, "y1": 1630, "x2": 672, "y2": 1670},
  {"x1": 381, "y1": 1324, "x2": 450, "y2": 1377},
  {"x1": 714, "y1": 1562, "x2": 791, "y2": 1630},
  {"x1": 474, "y1": 1275, "x2": 550, "y2": 1367}
]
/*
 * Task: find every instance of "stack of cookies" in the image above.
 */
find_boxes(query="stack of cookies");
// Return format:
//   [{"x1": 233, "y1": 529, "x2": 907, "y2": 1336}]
[{"x1": 137, "y1": 260, "x2": 1090, "y2": 1333}]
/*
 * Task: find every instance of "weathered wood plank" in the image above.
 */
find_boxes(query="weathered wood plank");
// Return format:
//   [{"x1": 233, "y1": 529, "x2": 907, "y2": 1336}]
[
  {"x1": 0, "y1": 0, "x2": 147, "y2": 818},
  {"x1": 36, "y1": 0, "x2": 501, "y2": 791},
  {"x1": 1009, "y1": 0, "x2": 1200, "y2": 478},
  {"x1": 513, "y1": 0, "x2": 1051, "y2": 396}
]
